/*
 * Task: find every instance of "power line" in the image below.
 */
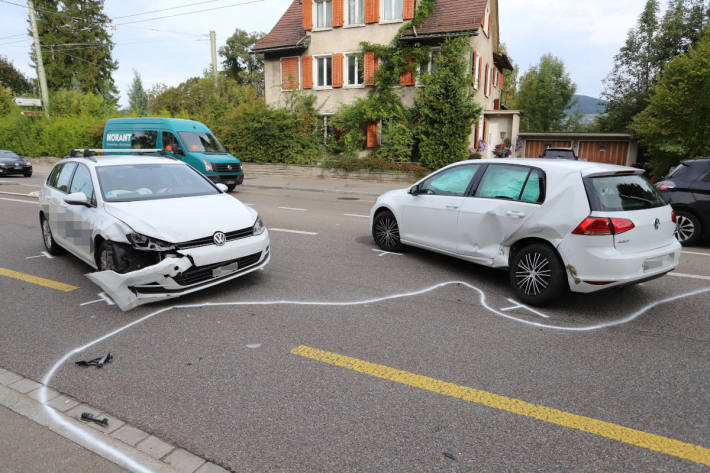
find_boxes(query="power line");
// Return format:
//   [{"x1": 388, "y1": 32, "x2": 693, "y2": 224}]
[
  {"x1": 113, "y1": 0, "x2": 265, "y2": 26},
  {"x1": 0, "y1": 33, "x2": 28, "y2": 40},
  {"x1": 111, "y1": 0, "x2": 228, "y2": 20}
]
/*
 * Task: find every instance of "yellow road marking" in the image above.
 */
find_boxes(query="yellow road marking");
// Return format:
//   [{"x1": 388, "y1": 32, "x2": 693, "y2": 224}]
[
  {"x1": 291, "y1": 345, "x2": 710, "y2": 467},
  {"x1": 0, "y1": 267, "x2": 78, "y2": 292}
]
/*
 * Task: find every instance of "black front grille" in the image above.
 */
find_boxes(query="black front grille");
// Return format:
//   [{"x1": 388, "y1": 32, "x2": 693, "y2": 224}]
[
  {"x1": 173, "y1": 252, "x2": 262, "y2": 286},
  {"x1": 213, "y1": 162, "x2": 241, "y2": 173},
  {"x1": 176, "y1": 227, "x2": 253, "y2": 249}
]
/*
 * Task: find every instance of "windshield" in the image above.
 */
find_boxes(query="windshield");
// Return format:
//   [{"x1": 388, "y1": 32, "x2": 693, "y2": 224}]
[
  {"x1": 96, "y1": 163, "x2": 219, "y2": 202},
  {"x1": 0, "y1": 150, "x2": 20, "y2": 159},
  {"x1": 178, "y1": 131, "x2": 226, "y2": 153},
  {"x1": 584, "y1": 174, "x2": 667, "y2": 211}
]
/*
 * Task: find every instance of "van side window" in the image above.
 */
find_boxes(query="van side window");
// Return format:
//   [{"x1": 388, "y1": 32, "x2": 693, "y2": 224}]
[
  {"x1": 131, "y1": 131, "x2": 158, "y2": 149},
  {"x1": 47, "y1": 163, "x2": 64, "y2": 188},
  {"x1": 162, "y1": 132, "x2": 184, "y2": 155},
  {"x1": 55, "y1": 162, "x2": 77, "y2": 193}
]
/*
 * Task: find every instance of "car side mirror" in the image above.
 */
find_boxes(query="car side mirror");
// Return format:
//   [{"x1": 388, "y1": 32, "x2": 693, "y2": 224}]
[
  {"x1": 64, "y1": 191, "x2": 91, "y2": 206},
  {"x1": 409, "y1": 185, "x2": 420, "y2": 195},
  {"x1": 215, "y1": 183, "x2": 229, "y2": 193}
]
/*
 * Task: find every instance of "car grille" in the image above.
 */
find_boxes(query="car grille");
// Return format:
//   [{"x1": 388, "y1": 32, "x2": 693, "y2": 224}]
[
  {"x1": 213, "y1": 162, "x2": 241, "y2": 173},
  {"x1": 176, "y1": 227, "x2": 253, "y2": 249},
  {"x1": 173, "y1": 252, "x2": 262, "y2": 286}
]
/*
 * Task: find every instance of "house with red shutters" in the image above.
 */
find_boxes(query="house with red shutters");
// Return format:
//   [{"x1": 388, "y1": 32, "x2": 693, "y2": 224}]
[{"x1": 252, "y1": 0, "x2": 519, "y2": 157}]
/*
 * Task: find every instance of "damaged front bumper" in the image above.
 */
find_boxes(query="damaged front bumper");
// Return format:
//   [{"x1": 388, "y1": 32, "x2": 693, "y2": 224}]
[{"x1": 86, "y1": 231, "x2": 270, "y2": 311}]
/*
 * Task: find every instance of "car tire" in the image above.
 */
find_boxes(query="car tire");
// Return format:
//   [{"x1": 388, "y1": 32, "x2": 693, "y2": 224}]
[
  {"x1": 674, "y1": 210, "x2": 701, "y2": 246},
  {"x1": 509, "y1": 243, "x2": 566, "y2": 306},
  {"x1": 98, "y1": 241, "x2": 119, "y2": 272},
  {"x1": 24, "y1": 172, "x2": 32, "y2": 177},
  {"x1": 372, "y1": 210, "x2": 402, "y2": 252},
  {"x1": 40, "y1": 216, "x2": 63, "y2": 255},
  {"x1": 226, "y1": 183, "x2": 236, "y2": 192}
]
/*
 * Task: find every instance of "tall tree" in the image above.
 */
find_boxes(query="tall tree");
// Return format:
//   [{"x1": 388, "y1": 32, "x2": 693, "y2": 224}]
[
  {"x1": 219, "y1": 29, "x2": 265, "y2": 94},
  {"x1": 31, "y1": 0, "x2": 118, "y2": 96},
  {"x1": 127, "y1": 70, "x2": 148, "y2": 116},
  {"x1": 0, "y1": 56, "x2": 34, "y2": 94},
  {"x1": 631, "y1": 25, "x2": 710, "y2": 177},
  {"x1": 517, "y1": 54, "x2": 576, "y2": 132}
]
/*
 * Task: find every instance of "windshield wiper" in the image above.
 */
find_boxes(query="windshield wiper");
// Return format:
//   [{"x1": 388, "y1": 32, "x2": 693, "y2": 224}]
[{"x1": 619, "y1": 194, "x2": 655, "y2": 207}]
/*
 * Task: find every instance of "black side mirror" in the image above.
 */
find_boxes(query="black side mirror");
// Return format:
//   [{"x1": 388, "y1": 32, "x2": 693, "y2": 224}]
[{"x1": 409, "y1": 185, "x2": 420, "y2": 195}]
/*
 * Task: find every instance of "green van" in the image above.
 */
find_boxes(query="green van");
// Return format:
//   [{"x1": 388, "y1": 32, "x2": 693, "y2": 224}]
[{"x1": 102, "y1": 118, "x2": 243, "y2": 191}]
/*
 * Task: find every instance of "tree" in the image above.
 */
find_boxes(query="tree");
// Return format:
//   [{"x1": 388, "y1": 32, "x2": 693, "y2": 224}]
[
  {"x1": 127, "y1": 70, "x2": 148, "y2": 116},
  {"x1": 0, "y1": 56, "x2": 34, "y2": 94},
  {"x1": 31, "y1": 0, "x2": 118, "y2": 96},
  {"x1": 517, "y1": 54, "x2": 576, "y2": 132},
  {"x1": 219, "y1": 29, "x2": 265, "y2": 94},
  {"x1": 631, "y1": 25, "x2": 710, "y2": 177},
  {"x1": 415, "y1": 37, "x2": 481, "y2": 169},
  {"x1": 499, "y1": 44, "x2": 519, "y2": 110}
]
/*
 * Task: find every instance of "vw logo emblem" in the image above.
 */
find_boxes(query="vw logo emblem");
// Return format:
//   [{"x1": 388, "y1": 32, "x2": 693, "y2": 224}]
[
  {"x1": 213, "y1": 231, "x2": 226, "y2": 246},
  {"x1": 654, "y1": 218, "x2": 660, "y2": 230},
  {"x1": 227, "y1": 165, "x2": 232, "y2": 170}
]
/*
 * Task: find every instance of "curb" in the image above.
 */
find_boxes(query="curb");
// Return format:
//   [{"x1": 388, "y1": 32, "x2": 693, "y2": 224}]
[{"x1": 0, "y1": 367, "x2": 230, "y2": 473}]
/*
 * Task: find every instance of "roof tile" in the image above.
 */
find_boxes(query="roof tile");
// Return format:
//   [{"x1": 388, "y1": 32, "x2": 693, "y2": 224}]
[{"x1": 252, "y1": 0, "x2": 306, "y2": 51}]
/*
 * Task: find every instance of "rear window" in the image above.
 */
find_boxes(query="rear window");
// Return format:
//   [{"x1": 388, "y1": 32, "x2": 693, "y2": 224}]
[{"x1": 584, "y1": 174, "x2": 666, "y2": 211}]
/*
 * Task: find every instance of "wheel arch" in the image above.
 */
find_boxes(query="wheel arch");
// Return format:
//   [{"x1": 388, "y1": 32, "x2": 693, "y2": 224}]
[
  {"x1": 93, "y1": 235, "x2": 106, "y2": 268},
  {"x1": 509, "y1": 237, "x2": 567, "y2": 269}
]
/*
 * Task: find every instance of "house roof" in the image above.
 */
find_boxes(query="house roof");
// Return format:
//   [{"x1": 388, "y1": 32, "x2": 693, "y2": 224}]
[
  {"x1": 401, "y1": 0, "x2": 487, "y2": 37},
  {"x1": 252, "y1": 0, "x2": 307, "y2": 52}
]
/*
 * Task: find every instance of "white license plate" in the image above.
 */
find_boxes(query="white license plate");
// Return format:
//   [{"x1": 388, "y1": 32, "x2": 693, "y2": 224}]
[
  {"x1": 643, "y1": 256, "x2": 667, "y2": 272},
  {"x1": 15, "y1": 166, "x2": 22, "y2": 169},
  {"x1": 212, "y1": 262, "x2": 238, "y2": 278}
]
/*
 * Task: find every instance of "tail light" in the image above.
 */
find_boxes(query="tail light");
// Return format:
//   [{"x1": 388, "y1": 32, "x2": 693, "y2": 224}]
[
  {"x1": 572, "y1": 217, "x2": 635, "y2": 235},
  {"x1": 671, "y1": 210, "x2": 677, "y2": 223},
  {"x1": 656, "y1": 181, "x2": 675, "y2": 191}
]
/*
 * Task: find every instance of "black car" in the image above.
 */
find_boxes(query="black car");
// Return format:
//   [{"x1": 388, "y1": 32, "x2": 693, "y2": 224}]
[
  {"x1": 539, "y1": 147, "x2": 578, "y2": 160},
  {"x1": 656, "y1": 158, "x2": 710, "y2": 245},
  {"x1": 0, "y1": 150, "x2": 32, "y2": 177}
]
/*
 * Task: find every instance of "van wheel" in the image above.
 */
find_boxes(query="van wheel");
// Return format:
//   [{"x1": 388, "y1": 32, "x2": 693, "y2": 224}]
[
  {"x1": 41, "y1": 216, "x2": 63, "y2": 255},
  {"x1": 226, "y1": 184, "x2": 236, "y2": 192},
  {"x1": 509, "y1": 244, "x2": 565, "y2": 306}
]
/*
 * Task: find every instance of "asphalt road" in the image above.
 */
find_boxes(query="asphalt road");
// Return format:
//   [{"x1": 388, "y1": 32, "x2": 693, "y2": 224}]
[{"x1": 1, "y1": 172, "x2": 709, "y2": 472}]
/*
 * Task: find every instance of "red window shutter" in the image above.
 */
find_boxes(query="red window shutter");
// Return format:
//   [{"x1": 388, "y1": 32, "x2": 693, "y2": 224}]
[
  {"x1": 281, "y1": 57, "x2": 299, "y2": 90},
  {"x1": 472, "y1": 51, "x2": 477, "y2": 75},
  {"x1": 483, "y1": 118, "x2": 488, "y2": 145},
  {"x1": 303, "y1": 0, "x2": 312, "y2": 30},
  {"x1": 367, "y1": 121, "x2": 378, "y2": 148},
  {"x1": 332, "y1": 53, "x2": 343, "y2": 88},
  {"x1": 478, "y1": 58, "x2": 483, "y2": 90},
  {"x1": 402, "y1": 0, "x2": 414, "y2": 20},
  {"x1": 364, "y1": 51, "x2": 377, "y2": 85},
  {"x1": 302, "y1": 56, "x2": 313, "y2": 89},
  {"x1": 365, "y1": 0, "x2": 379, "y2": 23},
  {"x1": 499, "y1": 72, "x2": 504, "y2": 89},
  {"x1": 332, "y1": 0, "x2": 343, "y2": 27},
  {"x1": 400, "y1": 56, "x2": 415, "y2": 86},
  {"x1": 494, "y1": 99, "x2": 500, "y2": 110}
]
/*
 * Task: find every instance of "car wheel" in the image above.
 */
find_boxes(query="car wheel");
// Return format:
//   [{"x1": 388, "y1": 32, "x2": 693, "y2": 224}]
[
  {"x1": 24, "y1": 172, "x2": 32, "y2": 177},
  {"x1": 40, "y1": 216, "x2": 63, "y2": 255},
  {"x1": 509, "y1": 243, "x2": 566, "y2": 306},
  {"x1": 674, "y1": 211, "x2": 701, "y2": 246},
  {"x1": 226, "y1": 183, "x2": 236, "y2": 192},
  {"x1": 98, "y1": 241, "x2": 118, "y2": 272},
  {"x1": 372, "y1": 210, "x2": 402, "y2": 252}
]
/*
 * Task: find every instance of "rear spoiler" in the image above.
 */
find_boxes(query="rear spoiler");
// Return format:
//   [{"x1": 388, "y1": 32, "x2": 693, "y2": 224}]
[{"x1": 583, "y1": 169, "x2": 644, "y2": 178}]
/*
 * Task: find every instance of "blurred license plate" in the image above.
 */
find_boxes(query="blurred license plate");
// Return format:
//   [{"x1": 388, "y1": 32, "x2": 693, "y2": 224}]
[
  {"x1": 213, "y1": 262, "x2": 238, "y2": 278},
  {"x1": 15, "y1": 166, "x2": 22, "y2": 169},
  {"x1": 643, "y1": 256, "x2": 667, "y2": 272},
  {"x1": 224, "y1": 180, "x2": 235, "y2": 184}
]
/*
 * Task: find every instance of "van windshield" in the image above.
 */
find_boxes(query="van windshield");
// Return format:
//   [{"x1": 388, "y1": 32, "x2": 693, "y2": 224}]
[{"x1": 178, "y1": 132, "x2": 226, "y2": 153}]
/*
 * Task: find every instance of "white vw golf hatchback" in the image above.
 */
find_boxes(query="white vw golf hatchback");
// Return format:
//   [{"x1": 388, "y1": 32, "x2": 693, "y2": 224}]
[
  {"x1": 40, "y1": 152, "x2": 270, "y2": 310},
  {"x1": 370, "y1": 158, "x2": 680, "y2": 305}
]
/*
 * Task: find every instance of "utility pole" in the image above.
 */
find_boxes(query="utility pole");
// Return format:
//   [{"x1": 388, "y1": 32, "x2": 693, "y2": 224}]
[
  {"x1": 27, "y1": 0, "x2": 50, "y2": 118},
  {"x1": 210, "y1": 30, "x2": 218, "y2": 90}
]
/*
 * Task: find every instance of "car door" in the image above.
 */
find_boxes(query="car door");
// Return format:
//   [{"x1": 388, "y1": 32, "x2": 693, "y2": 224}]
[
  {"x1": 46, "y1": 162, "x2": 78, "y2": 248},
  {"x1": 62, "y1": 164, "x2": 99, "y2": 263},
  {"x1": 162, "y1": 131, "x2": 186, "y2": 161},
  {"x1": 457, "y1": 164, "x2": 545, "y2": 264},
  {"x1": 399, "y1": 164, "x2": 482, "y2": 253}
]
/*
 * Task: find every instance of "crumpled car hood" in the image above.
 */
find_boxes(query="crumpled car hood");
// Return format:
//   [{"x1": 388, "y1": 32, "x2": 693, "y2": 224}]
[{"x1": 103, "y1": 193, "x2": 256, "y2": 243}]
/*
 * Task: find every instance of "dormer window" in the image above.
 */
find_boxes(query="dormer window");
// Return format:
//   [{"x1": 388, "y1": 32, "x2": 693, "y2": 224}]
[
  {"x1": 346, "y1": 0, "x2": 364, "y2": 25},
  {"x1": 315, "y1": 0, "x2": 332, "y2": 29},
  {"x1": 382, "y1": 0, "x2": 403, "y2": 21}
]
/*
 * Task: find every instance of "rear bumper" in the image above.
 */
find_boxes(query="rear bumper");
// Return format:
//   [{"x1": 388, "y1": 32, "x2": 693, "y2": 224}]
[{"x1": 560, "y1": 239, "x2": 681, "y2": 293}]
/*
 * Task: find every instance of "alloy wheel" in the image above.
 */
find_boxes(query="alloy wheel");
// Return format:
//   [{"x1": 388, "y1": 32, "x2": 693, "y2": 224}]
[
  {"x1": 675, "y1": 215, "x2": 695, "y2": 243},
  {"x1": 374, "y1": 215, "x2": 400, "y2": 250},
  {"x1": 42, "y1": 219, "x2": 53, "y2": 249},
  {"x1": 514, "y1": 251, "x2": 552, "y2": 296}
]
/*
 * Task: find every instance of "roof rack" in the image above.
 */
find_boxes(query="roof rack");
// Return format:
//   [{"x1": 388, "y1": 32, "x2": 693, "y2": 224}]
[{"x1": 68, "y1": 148, "x2": 168, "y2": 162}]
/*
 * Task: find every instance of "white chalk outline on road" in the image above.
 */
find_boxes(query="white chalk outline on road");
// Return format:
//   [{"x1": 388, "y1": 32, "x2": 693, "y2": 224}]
[
  {"x1": 269, "y1": 228, "x2": 318, "y2": 235},
  {"x1": 372, "y1": 248, "x2": 403, "y2": 257},
  {"x1": 37, "y1": 281, "x2": 710, "y2": 473},
  {"x1": 681, "y1": 251, "x2": 710, "y2": 257},
  {"x1": 0, "y1": 197, "x2": 38, "y2": 205},
  {"x1": 500, "y1": 298, "x2": 551, "y2": 318},
  {"x1": 80, "y1": 292, "x2": 115, "y2": 306},
  {"x1": 0, "y1": 190, "x2": 37, "y2": 198},
  {"x1": 344, "y1": 213, "x2": 369, "y2": 218},
  {"x1": 277, "y1": 207, "x2": 308, "y2": 212},
  {"x1": 25, "y1": 251, "x2": 54, "y2": 260},
  {"x1": 669, "y1": 272, "x2": 710, "y2": 281}
]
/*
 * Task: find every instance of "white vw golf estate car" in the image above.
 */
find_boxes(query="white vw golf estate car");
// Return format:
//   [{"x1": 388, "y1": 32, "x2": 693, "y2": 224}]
[
  {"x1": 39, "y1": 151, "x2": 270, "y2": 310},
  {"x1": 370, "y1": 158, "x2": 680, "y2": 305}
]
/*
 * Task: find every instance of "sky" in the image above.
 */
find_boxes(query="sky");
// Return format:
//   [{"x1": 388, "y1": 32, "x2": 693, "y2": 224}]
[{"x1": 0, "y1": 0, "x2": 667, "y2": 106}]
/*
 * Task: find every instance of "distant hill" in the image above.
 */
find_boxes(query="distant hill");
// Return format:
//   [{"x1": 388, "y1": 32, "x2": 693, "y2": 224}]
[{"x1": 566, "y1": 95, "x2": 607, "y2": 115}]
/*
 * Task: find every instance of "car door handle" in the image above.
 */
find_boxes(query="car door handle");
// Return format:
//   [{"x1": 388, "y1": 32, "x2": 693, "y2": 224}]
[
  {"x1": 445, "y1": 204, "x2": 460, "y2": 209},
  {"x1": 506, "y1": 210, "x2": 526, "y2": 218}
]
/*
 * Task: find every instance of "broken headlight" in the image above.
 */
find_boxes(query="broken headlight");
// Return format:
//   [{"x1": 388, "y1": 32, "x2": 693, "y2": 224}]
[
  {"x1": 252, "y1": 216, "x2": 265, "y2": 236},
  {"x1": 126, "y1": 232, "x2": 176, "y2": 251}
]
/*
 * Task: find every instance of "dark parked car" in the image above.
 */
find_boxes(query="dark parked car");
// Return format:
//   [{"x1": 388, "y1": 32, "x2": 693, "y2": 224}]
[
  {"x1": 539, "y1": 147, "x2": 578, "y2": 160},
  {"x1": 656, "y1": 158, "x2": 710, "y2": 245},
  {"x1": 0, "y1": 150, "x2": 32, "y2": 177}
]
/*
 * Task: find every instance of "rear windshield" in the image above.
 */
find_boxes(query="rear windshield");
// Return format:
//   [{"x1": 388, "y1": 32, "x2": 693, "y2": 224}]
[
  {"x1": 543, "y1": 150, "x2": 575, "y2": 159},
  {"x1": 584, "y1": 174, "x2": 667, "y2": 211},
  {"x1": 96, "y1": 163, "x2": 218, "y2": 202}
]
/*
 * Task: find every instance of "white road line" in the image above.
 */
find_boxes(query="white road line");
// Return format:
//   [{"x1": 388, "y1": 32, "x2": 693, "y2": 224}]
[
  {"x1": 278, "y1": 207, "x2": 308, "y2": 212},
  {"x1": 25, "y1": 251, "x2": 54, "y2": 260},
  {"x1": 372, "y1": 249, "x2": 403, "y2": 257},
  {"x1": 0, "y1": 197, "x2": 38, "y2": 205},
  {"x1": 682, "y1": 251, "x2": 710, "y2": 257},
  {"x1": 269, "y1": 228, "x2": 318, "y2": 235},
  {"x1": 669, "y1": 272, "x2": 710, "y2": 281},
  {"x1": 344, "y1": 213, "x2": 369, "y2": 218},
  {"x1": 500, "y1": 298, "x2": 551, "y2": 318},
  {"x1": 0, "y1": 190, "x2": 37, "y2": 198}
]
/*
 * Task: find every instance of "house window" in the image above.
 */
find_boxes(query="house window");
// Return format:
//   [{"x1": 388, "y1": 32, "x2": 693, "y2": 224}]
[
  {"x1": 382, "y1": 0, "x2": 402, "y2": 21},
  {"x1": 417, "y1": 47, "x2": 441, "y2": 84},
  {"x1": 346, "y1": 54, "x2": 364, "y2": 86},
  {"x1": 315, "y1": 56, "x2": 332, "y2": 87},
  {"x1": 346, "y1": 0, "x2": 364, "y2": 24},
  {"x1": 315, "y1": 0, "x2": 332, "y2": 29},
  {"x1": 483, "y1": 6, "x2": 490, "y2": 36}
]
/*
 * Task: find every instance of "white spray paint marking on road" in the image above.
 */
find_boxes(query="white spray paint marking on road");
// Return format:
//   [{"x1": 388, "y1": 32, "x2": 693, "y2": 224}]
[
  {"x1": 246, "y1": 344, "x2": 262, "y2": 349},
  {"x1": 372, "y1": 248, "x2": 403, "y2": 257},
  {"x1": 681, "y1": 251, "x2": 710, "y2": 257},
  {"x1": 669, "y1": 272, "x2": 710, "y2": 281},
  {"x1": 269, "y1": 228, "x2": 318, "y2": 236},
  {"x1": 80, "y1": 292, "x2": 115, "y2": 307},
  {"x1": 38, "y1": 282, "x2": 710, "y2": 473},
  {"x1": 0, "y1": 197, "x2": 38, "y2": 205},
  {"x1": 499, "y1": 298, "x2": 551, "y2": 318},
  {"x1": 0, "y1": 190, "x2": 37, "y2": 198},
  {"x1": 25, "y1": 251, "x2": 54, "y2": 260},
  {"x1": 344, "y1": 213, "x2": 369, "y2": 218},
  {"x1": 278, "y1": 207, "x2": 308, "y2": 212}
]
